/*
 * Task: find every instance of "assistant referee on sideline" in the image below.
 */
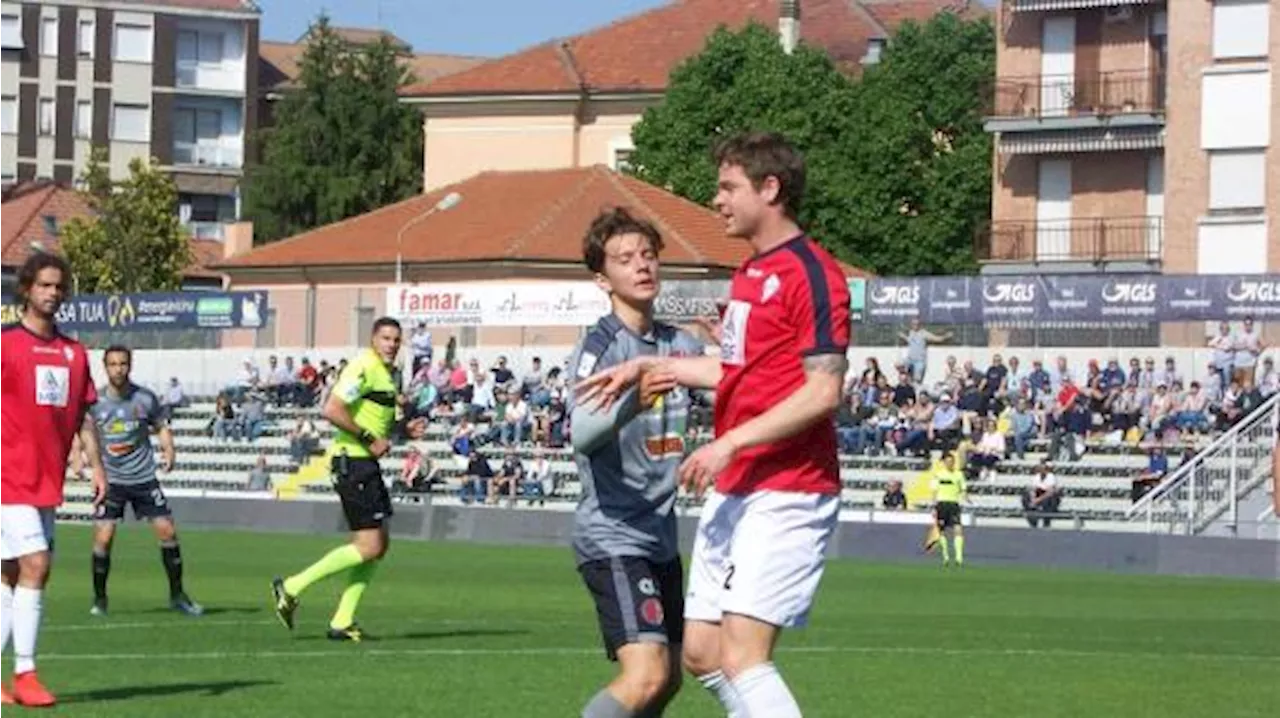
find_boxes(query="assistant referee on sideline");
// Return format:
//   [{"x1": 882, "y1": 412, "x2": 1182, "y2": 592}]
[{"x1": 271, "y1": 317, "x2": 427, "y2": 641}]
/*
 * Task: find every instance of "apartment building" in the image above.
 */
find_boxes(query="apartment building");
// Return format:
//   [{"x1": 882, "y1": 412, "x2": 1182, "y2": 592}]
[
  {"x1": 983, "y1": 0, "x2": 1278, "y2": 279},
  {"x1": 0, "y1": 0, "x2": 259, "y2": 240}
]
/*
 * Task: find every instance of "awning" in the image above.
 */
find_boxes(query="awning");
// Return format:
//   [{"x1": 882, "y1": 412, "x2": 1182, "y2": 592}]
[
  {"x1": 1012, "y1": 0, "x2": 1154, "y2": 11},
  {"x1": 997, "y1": 127, "x2": 1165, "y2": 155}
]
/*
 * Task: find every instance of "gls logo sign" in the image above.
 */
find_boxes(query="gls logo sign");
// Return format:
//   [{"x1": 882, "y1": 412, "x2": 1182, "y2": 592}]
[
  {"x1": 871, "y1": 285, "x2": 919, "y2": 304},
  {"x1": 1102, "y1": 282, "x2": 1156, "y2": 304},
  {"x1": 1226, "y1": 280, "x2": 1280, "y2": 303},
  {"x1": 983, "y1": 282, "x2": 1036, "y2": 304}
]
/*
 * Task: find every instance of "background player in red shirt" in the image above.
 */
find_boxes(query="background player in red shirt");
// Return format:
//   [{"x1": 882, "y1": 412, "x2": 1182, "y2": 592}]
[
  {"x1": 1, "y1": 253, "x2": 106, "y2": 707},
  {"x1": 580, "y1": 132, "x2": 850, "y2": 717}
]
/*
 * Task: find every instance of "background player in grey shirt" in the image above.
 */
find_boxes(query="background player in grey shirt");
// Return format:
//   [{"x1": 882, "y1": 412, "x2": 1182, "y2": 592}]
[
  {"x1": 571, "y1": 207, "x2": 703, "y2": 718},
  {"x1": 86, "y1": 346, "x2": 202, "y2": 616}
]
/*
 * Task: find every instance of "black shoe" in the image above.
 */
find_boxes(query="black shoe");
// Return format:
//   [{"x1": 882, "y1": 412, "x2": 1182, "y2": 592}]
[
  {"x1": 89, "y1": 599, "x2": 108, "y2": 617},
  {"x1": 326, "y1": 624, "x2": 366, "y2": 642},
  {"x1": 171, "y1": 593, "x2": 204, "y2": 617},
  {"x1": 271, "y1": 577, "x2": 298, "y2": 631}
]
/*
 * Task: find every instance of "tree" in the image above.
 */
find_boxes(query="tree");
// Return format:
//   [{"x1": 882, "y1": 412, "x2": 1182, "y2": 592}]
[
  {"x1": 244, "y1": 16, "x2": 425, "y2": 244},
  {"x1": 838, "y1": 14, "x2": 996, "y2": 275},
  {"x1": 60, "y1": 147, "x2": 192, "y2": 293},
  {"x1": 629, "y1": 15, "x2": 995, "y2": 276}
]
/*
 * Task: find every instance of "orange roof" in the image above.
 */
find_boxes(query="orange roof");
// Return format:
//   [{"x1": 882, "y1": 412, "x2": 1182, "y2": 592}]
[
  {"x1": 259, "y1": 31, "x2": 485, "y2": 95},
  {"x1": 1, "y1": 182, "x2": 223, "y2": 279},
  {"x1": 405, "y1": 0, "x2": 971, "y2": 97},
  {"x1": 216, "y1": 166, "x2": 755, "y2": 271}
]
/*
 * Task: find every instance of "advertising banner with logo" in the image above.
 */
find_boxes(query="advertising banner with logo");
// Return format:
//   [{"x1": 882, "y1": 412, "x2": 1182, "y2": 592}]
[
  {"x1": 388, "y1": 282, "x2": 610, "y2": 327},
  {"x1": 862, "y1": 274, "x2": 1280, "y2": 324},
  {"x1": 1, "y1": 291, "x2": 269, "y2": 331},
  {"x1": 653, "y1": 280, "x2": 730, "y2": 323}
]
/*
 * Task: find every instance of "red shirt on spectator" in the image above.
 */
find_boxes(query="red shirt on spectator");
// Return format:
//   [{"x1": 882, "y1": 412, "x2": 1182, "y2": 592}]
[
  {"x1": 1056, "y1": 381, "x2": 1080, "y2": 410},
  {"x1": 299, "y1": 364, "x2": 319, "y2": 388},
  {"x1": 1, "y1": 325, "x2": 97, "y2": 507},
  {"x1": 713, "y1": 235, "x2": 850, "y2": 496}
]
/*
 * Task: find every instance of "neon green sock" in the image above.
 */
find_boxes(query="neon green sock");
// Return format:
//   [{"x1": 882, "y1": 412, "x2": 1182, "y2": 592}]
[
  {"x1": 955, "y1": 535, "x2": 965, "y2": 565},
  {"x1": 330, "y1": 560, "x2": 378, "y2": 630},
  {"x1": 939, "y1": 536, "x2": 951, "y2": 563},
  {"x1": 283, "y1": 544, "x2": 364, "y2": 597}
]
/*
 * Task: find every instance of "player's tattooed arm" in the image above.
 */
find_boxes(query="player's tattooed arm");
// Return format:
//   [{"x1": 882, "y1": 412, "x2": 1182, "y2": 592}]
[
  {"x1": 715, "y1": 351, "x2": 848, "y2": 453},
  {"x1": 802, "y1": 352, "x2": 850, "y2": 379}
]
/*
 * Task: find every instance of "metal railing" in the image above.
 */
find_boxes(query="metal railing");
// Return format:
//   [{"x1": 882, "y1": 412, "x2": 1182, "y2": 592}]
[
  {"x1": 988, "y1": 70, "x2": 1166, "y2": 120},
  {"x1": 184, "y1": 221, "x2": 225, "y2": 240},
  {"x1": 1127, "y1": 392, "x2": 1280, "y2": 535},
  {"x1": 173, "y1": 143, "x2": 242, "y2": 168},
  {"x1": 977, "y1": 216, "x2": 1162, "y2": 263}
]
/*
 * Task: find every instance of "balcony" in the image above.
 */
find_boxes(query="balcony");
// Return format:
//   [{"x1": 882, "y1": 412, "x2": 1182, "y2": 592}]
[
  {"x1": 173, "y1": 143, "x2": 242, "y2": 170},
  {"x1": 1008, "y1": 0, "x2": 1159, "y2": 12},
  {"x1": 977, "y1": 216, "x2": 1162, "y2": 265},
  {"x1": 175, "y1": 60, "x2": 246, "y2": 95},
  {"x1": 986, "y1": 70, "x2": 1165, "y2": 134},
  {"x1": 184, "y1": 221, "x2": 225, "y2": 241}
]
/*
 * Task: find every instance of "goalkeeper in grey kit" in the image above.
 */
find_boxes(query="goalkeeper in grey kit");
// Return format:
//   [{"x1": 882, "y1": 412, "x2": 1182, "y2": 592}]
[{"x1": 570, "y1": 207, "x2": 704, "y2": 718}]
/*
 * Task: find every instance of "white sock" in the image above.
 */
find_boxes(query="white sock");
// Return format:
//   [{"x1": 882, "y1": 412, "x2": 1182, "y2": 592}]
[
  {"x1": 732, "y1": 662, "x2": 801, "y2": 718},
  {"x1": 696, "y1": 670, "x2": 746, "y2": 717},
  {"x1": 0, "y1": 583, "x2": 12, "y2": 653},
  {"x1": 13, "y1": 586, "x2": 43, "y2": 674}
]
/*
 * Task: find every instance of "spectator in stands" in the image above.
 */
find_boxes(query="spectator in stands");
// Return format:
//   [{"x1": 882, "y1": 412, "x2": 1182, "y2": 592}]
[
  {"x1": 1009, "y1": 397, "x2": 1038, "y2": 460},
  {"x1": 892, "y1": 366, "x2": 916, "y2": 407},
  {"x1": 967, "y1": 418, "x2": 1006, "y2": 481},
  {"x1": 287, "y1": 416, "x2": 319, "y2": 468},
  {"x1": 956, "y1": 379, "x2": 985, "y2": 434},
  {"x1": 491, "y1": 355, "x2": 515, "y2": 391},
  {"x1": 1253, "y1": 356, "x2": 1276, "y2": 397},
  {"x1": 228, "y1": 358, "x2": 260, "y2": 404},
  {"x1": 898, "y1": 317, "x2": 952, "y2": 383},
  {"x1": 1232, "y1": 316, "x2": 1264, "y2": 387},
  {"x1": 461, "y1": 451, "x2": 493, "y2": 504},
  {"x1": 895, "y1": 394, "x2": 933, "y2": 457},
  {"x1": 491, "y1": 449, "x2": 524, "y2": 506},
  {"x1": 981, "y1": 353, "x2": 1009, "y2": 407},
  {"x1": 1048, "y1": 355, "x2": 1072, "y2": 395},
  {"x1": 1209, "y1": 322, "x2": 1234, "y2": 390},
  {"x1": 526, "y1": 449, "x2": 553, "y2": 505},
  {"x1": 234, "y1": 389, "x2": 268, "y2": 442},
  {"x1": 928, "y1": 393, "x2": 962, "y2": 451},
  {"x1": 503, "y1": 393, "x2": 530, "y2": 446},
  {"x1": 881, "y1": 479, "x2": 907, "y2": 511},
  {"x1": 470, "y1": 370, "x2": 496, "y2": 418},
  {"x1": 1021, "y1": 461, "x2": 1060, "y2": 528},
  {"x1": 860, "y1": 357, "x2": 885, "y2": 389},
  {"x1": 211, "y1": 393, "x2": 236, "y2": 441},
  {"x1": 410, "y1": 321, "x2": 433, "y2": 377},
  {"x1": 451, "y1": 418, "x2": 476, "y2": 459},
  {"x1": 407, "y1": 375, "x2": 440, "y2": 423},
  {"x1": 446, "y1": 359, "x2": 469, "y2": 405},
  {"x1": 1004, "y1": 356, "x2": 1026, "y2": 399},
  {"x1": 1136, "y1": 357, "x2": 1157, "y2": 390},
  {"x1": 1048, "y1": 395, "x2": 1089, "y2": 462},
  {"x1": 1132, "y1": 445, "x2": 1168, "y2": 502},
  {"x1": 547, "y1": 397, "x2": 568, "y2": 448},
  {"x1": 296, "y1": 358, "x2": 320, "y2": 407},
  {"x1": 399, "y1": 447, "x2": 438, "y2": 493},
  {"x1": 521, "y1": 357, "x2": 545, "y2": 403},
  {"x1": 1148, "y1": 382, "x2": 1177, "y2": 439},
  {"x1": 1157, "y1": 356, "x2": 1181, "y2": 390},
  {"x1": 1109, "y1": 380, "x2": 1143, "y2": 435},
  {"x1": 248, "y1": 453, "x2": 272, "y2": 491},
  {"x1": 265, "y1": 355, "x2": 294, "y2": 407},
  {"x1": 1026, "y1": 359, "x2": 1050, "y2": 402},
  {"x1": 160, "y1": 377, "x2": 187, "y2": 419},
  {"x1": 935, "y1": 355, "x2": 963, "y2": 397},
  {"x1": 835, "y1": 394, "x2": 862, "y2": 454},
  {"x1": 1175, "y1": 382, "x2": 1211, "y2": 434}
]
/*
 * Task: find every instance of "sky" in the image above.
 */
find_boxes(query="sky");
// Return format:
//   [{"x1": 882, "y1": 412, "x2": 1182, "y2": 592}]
[{"x1": 257, "y1": 0, "x2": 670, "y2": 56}]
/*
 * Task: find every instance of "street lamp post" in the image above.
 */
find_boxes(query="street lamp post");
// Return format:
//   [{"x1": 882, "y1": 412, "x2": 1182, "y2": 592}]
[{"x1": 395, "y1": 191, "x2": 462, "y2": 285}]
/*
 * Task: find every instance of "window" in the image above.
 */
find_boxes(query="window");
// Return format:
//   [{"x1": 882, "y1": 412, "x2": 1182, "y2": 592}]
[
  {"x1": 354, "y1": 307, "x2": 375, "y2": 344},
  {"x1": 1, "y1": 13, "x2": 22, "y2": 49},
  {"x1": 75, "y1": 100, "x2": 91, "y2": 138},
  {"x1": 1197, "y1": 219, "x2": 1268, "y2": 273},
  {"x1": 111, "y1": 104, "x2": 149, "y2": 142},
  {"x1": 1209, "y1": 150, "x2": 1266, "y2": 210},
  {"x1": 1, "y1": 96, "x2": 15, "y2": 134},
  {"x1": 1201, "y1": 70, "x2": 1271, "y2": 149},
  {"x1": 1213, "y1": 1, "x2": 1270, "y2": 60},
  {"x1": 38, "y1": 98, "x2": 54, "y2": 135},
  {"x1": 611, "y1": 147, "x2": 633, "y2": 173},
  {"x1": 77, "y1": 18, "x2": 94, "y2": 57},
  {"x1": 862, "y1": 38, "x2": 885, "y2": 65},
  {"x1": 40, "y1": 16, "x2": 56, "y2": 57},
  {"x1": 113, "y1": 23, "x2": 152, "y2": 63},
  {"x1": 177, "y1": 29, "x2": 225, "y2": 65}
]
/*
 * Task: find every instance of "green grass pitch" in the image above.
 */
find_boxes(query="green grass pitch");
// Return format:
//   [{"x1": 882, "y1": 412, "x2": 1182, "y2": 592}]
[{"x1": 2, "y1": 525, "x2": 1277, "y2": 717}]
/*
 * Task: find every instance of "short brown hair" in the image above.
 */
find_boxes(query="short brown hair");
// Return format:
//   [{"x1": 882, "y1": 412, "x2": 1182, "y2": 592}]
[
  {"x1": 713, "y1": 131, "x2": 806, "y2": 218},
  {"x1": 16, "y1": 252, "x2": 72, "y2": 307},
  {"x1": 582, "y1": 206, "x2": 664, "y2": 274}
]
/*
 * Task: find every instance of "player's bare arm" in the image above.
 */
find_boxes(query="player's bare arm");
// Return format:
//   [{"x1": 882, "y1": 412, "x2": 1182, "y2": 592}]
[
  {"x1": 577, "y1": 355, "x2": 721, "y2": 410},
  {"x1": 322, "y1": 391, "x2": 390, "y2": 459},
  {"x1": 156, "y1": 422, "x2": 176, "y2": 473},
  {"x1": 78, "y1": 413, "x2": 108, "y2": 505},
  {"x1": 678, "y1": 352, "x2": 847, "y2": 495}
]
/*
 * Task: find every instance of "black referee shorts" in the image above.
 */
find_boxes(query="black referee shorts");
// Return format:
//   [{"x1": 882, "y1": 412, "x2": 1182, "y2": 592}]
[
  {"x1": 579, "y1": 556, "x2": 684, "y2": 661},
  {"x1": 936, "y1": 501, "x2": 962, "y2": 529},
  {"x1": 331, "y1": 456, "x2": 392, "y2": 531}
]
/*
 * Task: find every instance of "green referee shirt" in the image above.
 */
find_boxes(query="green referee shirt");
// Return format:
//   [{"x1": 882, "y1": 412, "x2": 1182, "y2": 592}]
[
  {"x1": 931, "y1": 468, "x2": 966, "y2": 504},
  {"x1": 327, "y1": 349, "x2": 398, "y2": 460}
]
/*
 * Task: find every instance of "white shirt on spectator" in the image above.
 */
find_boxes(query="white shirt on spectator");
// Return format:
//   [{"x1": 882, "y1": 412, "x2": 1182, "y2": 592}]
[
  {"x1": 506, "y1": 398, "x2": 528, "y2": 423},
  {"x1": 472, "y1": 380, "x2": 495, "y2": 410},
  {"x1": 411, "y1": 330, "x2": 433, "y2": 358},
  {"x1": 1209, "y1": 332, "x2": 1234, "y2": 368},
  {"x1": 240, "y1": 363, "x2": 260, "y2": 388},
  {"x1": 1233, "y1": 329, "x2": 1261, "y2": 369},
  {"x1": 270, "y1": 366, "x2": 292, "y2": 385},
  {"x1": 977, "y1": 431, "x2": 1006, "y2": 455},
  {"x1": 1031, "y1": 471, "x2": 1057, "y2": 493}
]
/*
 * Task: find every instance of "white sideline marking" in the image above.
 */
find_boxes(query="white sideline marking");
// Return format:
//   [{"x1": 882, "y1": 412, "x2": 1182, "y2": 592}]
[{"x1": 18, "y1": 645, "x2": 1279, "y2": 664}]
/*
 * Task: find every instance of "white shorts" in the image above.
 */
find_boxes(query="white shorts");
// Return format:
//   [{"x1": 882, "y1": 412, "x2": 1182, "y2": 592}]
[
  {"x1": 685, "y1": 490, "x2": 840, "y2": 628},
  {"x1": 0, "y1": 505, "x2": 56, "y2": 560}
]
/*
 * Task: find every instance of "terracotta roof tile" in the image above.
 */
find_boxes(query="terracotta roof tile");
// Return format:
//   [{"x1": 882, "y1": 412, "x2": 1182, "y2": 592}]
[
  {"x1": 1, "y1": 182, "x2": 225, "y2": 278},
  {"x1": 406, "y1": 0, "x2": 964, "y2": 97},
  {"x1": 258, "y1": 40, "x2": 484, "y2": 95},
  {"x1": 860, "y1": 0, "x2": 984, "y2": 29},
  {"x1": 214, "y1": 166, "x2": 764, "y2": 271}
]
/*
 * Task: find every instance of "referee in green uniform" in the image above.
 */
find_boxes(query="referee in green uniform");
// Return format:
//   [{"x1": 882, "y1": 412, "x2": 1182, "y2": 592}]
[
  {"x1": 271, "y1": 317, "x2": 427, "y2": 640},
  {"x1": 930, "y1": 451, "x2": 968, "y2": 567}
]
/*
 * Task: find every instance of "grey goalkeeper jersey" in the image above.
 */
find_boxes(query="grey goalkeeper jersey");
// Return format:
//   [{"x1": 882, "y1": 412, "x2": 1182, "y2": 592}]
[
  {"x1": 91, "y1": 383, "x2": 164, "y2": 485},
  {"x1": 569, "y1": 314, "x2": 704, "y2": 565}
]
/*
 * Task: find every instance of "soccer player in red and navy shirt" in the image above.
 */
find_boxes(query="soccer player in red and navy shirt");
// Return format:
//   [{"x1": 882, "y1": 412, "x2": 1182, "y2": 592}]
[
  {"x1": 579, "y1": 132, "x2": 850, "y2": 717},
  {"x1": 1, "y1": 253, "x2": 106, "y2": 707}
]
